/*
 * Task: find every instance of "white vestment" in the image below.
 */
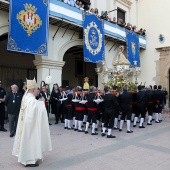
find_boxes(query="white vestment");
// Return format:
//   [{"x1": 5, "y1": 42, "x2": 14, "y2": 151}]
[{"x1": 12, "y1": 93, "x2": 52, "y2": 165}]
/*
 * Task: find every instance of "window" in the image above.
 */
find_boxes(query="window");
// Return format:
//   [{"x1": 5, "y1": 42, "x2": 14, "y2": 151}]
[{"x1": 117, "y1": 8, "x2": 126, "y2": 23}]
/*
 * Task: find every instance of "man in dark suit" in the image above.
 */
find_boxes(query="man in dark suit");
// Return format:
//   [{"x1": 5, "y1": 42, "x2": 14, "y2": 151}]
[
  {"x1": 85, "y1": 86, "x2": 98, "y2": 135},
  {"x1": 155, "y1": 85, "x2": 165, "y2": 122},
  {"x1": 133, "y1": 85, "x2": 147, "y2": 128},
  {"x1": 146, "y1": 86, "x2": 154, "y2": 125},
  {"x1": 6, "y1": 84, "x2": 22, "y2": 137},
  {"x1": 102, "y1": 86, "x2": 121, "y2": 138},
  {"x1": 118, "y1": 86, "x2": 133, "y2": 133},
  {"x1": 0, "y1": 81, "x2": 7, "y2": 132}
]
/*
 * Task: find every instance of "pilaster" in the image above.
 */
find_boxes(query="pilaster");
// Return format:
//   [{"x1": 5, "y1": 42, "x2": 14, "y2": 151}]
[{"x1": 33, "y1": 57, "x2": 65, "y2": 87}]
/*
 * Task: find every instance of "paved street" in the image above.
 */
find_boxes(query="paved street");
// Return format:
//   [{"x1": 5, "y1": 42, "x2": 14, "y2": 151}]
[{"x1": 0, "y1": 110, "x2": 170, "y2": 170}]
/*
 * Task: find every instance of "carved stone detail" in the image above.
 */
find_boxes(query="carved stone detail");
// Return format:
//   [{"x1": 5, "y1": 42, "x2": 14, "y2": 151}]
[{"x1": 116, "y1": 0, "x2": 132, "y2": 7}]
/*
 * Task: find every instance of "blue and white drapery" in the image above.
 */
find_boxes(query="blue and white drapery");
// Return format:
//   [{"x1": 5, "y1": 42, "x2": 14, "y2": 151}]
[
  {"x1": 83, "y1": 14, "x2": 105, "y2": 64},
  {"x1": 7, "y1": 0, "x2": 49, "y2": 56},
  {"x1": 126, "y1": 30, "x2": 140, "y2": 67}
]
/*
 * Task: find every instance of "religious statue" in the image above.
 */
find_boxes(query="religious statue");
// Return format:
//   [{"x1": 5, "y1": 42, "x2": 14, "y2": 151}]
[{"x1": 83, "y1": 77, "x2": 90, "y2": 90}]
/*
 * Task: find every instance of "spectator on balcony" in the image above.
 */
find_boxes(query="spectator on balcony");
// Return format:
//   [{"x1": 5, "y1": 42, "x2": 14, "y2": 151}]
[
  {"x1": 132, "y1": 25, "x2": 137, "y2": 32},
  {"x1": 70, "y1": 0, "x2": 79, "y2": 8},
  {"x1": 112, "y1": 17, "x2": 117, "y2": 24},
  {"x1": 107, "y1": 17, "x2": 112, "y2": 22},
  {"x1": 81, "y1": 4, "x2": 85, "y2": 10},
  {"x1": 79, "y1": 1, "x2": 83, "y2": 9},
  {"x1": 142, "y1": 29, "x2": 146, "y2": 36},
  {"x1": 136, "y1": 28, "x2": 143, "y2": 35},
  {"x1": 84, "y1": 3, "x2": 90, "y2": 10},
  {"x1": 117, "y1": 18, "x2": 125, "y2": 27},
  {"x1": 76, "y1": 0, "x2": 80, "y2": 7},
  {"x1": 125, "y1": 23, "x2": 132, "y2": 30},
  {"x1": 94, "y1": 8, "x2": 99, "y2": 16},
  {"x1": 90, "y1": 8, "x2": 95, "y2": 13}
]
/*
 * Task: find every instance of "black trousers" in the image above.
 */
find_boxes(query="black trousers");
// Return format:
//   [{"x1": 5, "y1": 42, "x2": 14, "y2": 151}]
[
  {"x1": 87, "y1": 110, "x2": 97, "y2": 123},
  {"x1": 153, "y1": 103, "x2": 162, "y2": 113},
  {"x1": 104, "y1": 109, "x2": 114, "y2": 128},
  {"x1": 0, "y1": 106, "x2": 5, "y2": 129},
  {"x1": 114, "y1": 110, "x2": 119, "y2": 118},
  {"x1": 75, "y1": 110, "x2": 85, "y2": 121},
  {"x1": 136, "y1": 104, "x2": 146, "y2": 118},
  {"x1": 121, "y1": 107, "x2": 132, "y2": 120},
  {"x1": 65, "y1": 106, "x2": 73, "y2": 120},
  {"x1": 147, "y1": 103, "x2": 153, "y2": 116},
  {"x1": 8, "y1": 114, "x2": 18, "y2": 134}
]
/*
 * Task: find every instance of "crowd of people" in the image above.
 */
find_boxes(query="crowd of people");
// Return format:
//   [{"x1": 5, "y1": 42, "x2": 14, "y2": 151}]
[
  {"x1": 59, "y1": 0, "x2": 146, "y2": 36},
  {"x1": 0, "y1": 79, "x2": 168, "y2": 139},
  {"x1": 60, "y1": 0, "x2": 90, "y2": 10}
]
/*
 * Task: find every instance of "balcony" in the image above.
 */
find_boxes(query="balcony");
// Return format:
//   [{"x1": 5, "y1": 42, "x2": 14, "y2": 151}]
[{"x1": 0, "y1": 0, "x2": 146, "y2": 48}]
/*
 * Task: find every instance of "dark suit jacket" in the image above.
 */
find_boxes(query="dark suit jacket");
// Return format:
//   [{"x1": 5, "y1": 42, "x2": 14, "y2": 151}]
[
  {"x1": 86, "y1": 93, "x2": 98, "y2": 109},
  {"x1": 103, "y1": 93, "x2": 121, "y2": 112},
  {"x1": 5, "y1": 91, "x2": 22, "y2": 115},
  {"x1": 119, "y1": 91, "x2": 133, "y2": 111}
]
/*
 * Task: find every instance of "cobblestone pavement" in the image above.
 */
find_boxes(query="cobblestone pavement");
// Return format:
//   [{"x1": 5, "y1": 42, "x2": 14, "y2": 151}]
[{"x1": 0, "y1": 111, "x2": 170, "y2": 170}]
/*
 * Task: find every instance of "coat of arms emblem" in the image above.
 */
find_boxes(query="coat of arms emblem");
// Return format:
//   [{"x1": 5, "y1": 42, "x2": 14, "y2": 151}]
[
  {"x1": 17, "y1": 4, "x2": 42, "y2": 36},
  {"x1": 84, "y1": 21, "x2": 102, "y2": 55}
]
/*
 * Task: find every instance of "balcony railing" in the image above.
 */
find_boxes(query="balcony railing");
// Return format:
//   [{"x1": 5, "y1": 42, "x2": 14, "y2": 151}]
[{"x1": 0, "y1": 0, "x2": 146, "y2": 48}]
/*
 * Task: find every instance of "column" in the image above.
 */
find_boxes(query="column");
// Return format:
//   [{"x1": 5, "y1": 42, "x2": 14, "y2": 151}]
[{"x1": 33, "y1": 56, "x2": 65, "y2": 88}]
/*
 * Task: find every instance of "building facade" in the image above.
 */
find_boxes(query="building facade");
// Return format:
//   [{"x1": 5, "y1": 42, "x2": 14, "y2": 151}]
[{"x1": 3, "y1": 0, "x2": 164, "y2": 94}]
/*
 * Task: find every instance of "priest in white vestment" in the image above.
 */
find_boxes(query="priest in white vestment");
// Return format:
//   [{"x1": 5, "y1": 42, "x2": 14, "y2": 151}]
[{"x1": 12, "y1": 78, "x2": 52, "y2": 167}]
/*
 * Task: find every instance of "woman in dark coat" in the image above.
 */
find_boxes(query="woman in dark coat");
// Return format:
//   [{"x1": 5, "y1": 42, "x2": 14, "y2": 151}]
[{"x1": 50, "y1": 84, "x2": 59, "y2": 124}]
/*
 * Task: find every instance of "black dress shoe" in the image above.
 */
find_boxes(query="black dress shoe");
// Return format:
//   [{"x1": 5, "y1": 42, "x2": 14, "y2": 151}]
[
  {"x1": 10, "y1": 133, "x2": 15, "y2": 137},
  {"x1": 85, "y1": 131, "x2": 88, "y2": 134},
  {"x1": 114, "y1": 127, "x2": 118, "y2": 130},
  {"x1": 147, "y1": 123, "x2": 152, "y2": 125},
  {"x1": 133, "y1": 125, "x2": 136, "y2": 127},
  {"x1": 67, "y1": 127, "x2": 72, "y2": 130},
  {"x1": 64, "y1": 127, "x2": 68, "y2": 129},
  {"x1": 155, "y1": 121, "x2": 160, "y2": 123},
  {"x1": 91, "y1": 132, "x2": 98, "y2": 135},
  {"x1": 139, "y1": 126, "x2": 145, "y2": 128},
  {"x1": 127, "y1": 130, "x2": 133, "y2": 133},
  {"x1": 26, "y1": 164, "x2": 39, "y2": 167},
  {"x1": 0, "y1": 128, "x2": 7, "y2": 132},
  {"x1": 101, "y1": 133, "x2": 106, "y2": 137},
  {"x1": 74, "y1": 129, "x2": 78, "y2": 131},
  {"x1": 49, "y1": 123, "x2": 52, "y2": 125},
  {"x1": 107, "y1": 135, "x2": 116, "y2": 138},
  {"x1": 78, "y1": 129, "x2": 84, "y2": 132},
  {"x1": 119, "y1": 129, "x2": 122, "y2": 132}
]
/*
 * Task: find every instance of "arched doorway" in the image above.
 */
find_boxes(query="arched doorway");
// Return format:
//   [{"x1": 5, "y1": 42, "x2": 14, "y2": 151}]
[
  {"x1": 62, "y1": 45, "x2": 97, "y2": 88},
  {"x1": 0, "y1": 33, "x2": 36, "y2": 91}
]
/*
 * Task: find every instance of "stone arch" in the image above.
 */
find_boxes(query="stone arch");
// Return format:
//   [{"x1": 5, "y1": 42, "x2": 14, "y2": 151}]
[
  {"x1": 0, "y1": 23, "x2": 8, "y2": 36},
  {"x1": 58, "y1": 39, "x2": 83, "y2": 61}
]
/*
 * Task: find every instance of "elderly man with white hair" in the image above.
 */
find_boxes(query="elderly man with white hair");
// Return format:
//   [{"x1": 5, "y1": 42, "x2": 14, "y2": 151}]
[
  {"x1": 5, "y1": 84, "x2": 22, "y2": 137},
  {"x1": 12, "y1": 78, "x2": 52, "y2": 167}
]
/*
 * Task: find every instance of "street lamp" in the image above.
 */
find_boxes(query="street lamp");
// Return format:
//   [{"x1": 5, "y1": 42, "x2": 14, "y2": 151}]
[{"x1": 100, "y1": 9, "x2": 117, "y2": 19}]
